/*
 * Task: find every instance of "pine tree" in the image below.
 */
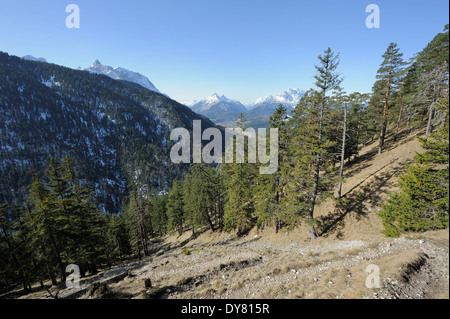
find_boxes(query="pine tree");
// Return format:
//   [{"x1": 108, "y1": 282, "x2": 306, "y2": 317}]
[
  {"x1": 288, "y1": 90, "x2": 337, "y2": 242},
  {"x1": 372, "y1": 43, "x2": 406, "y2": 155},
  {"x1": 222, "y1": 114, "x2": 257, "y2": 235},
  {"x1": 167, "y1": 179, "x2": 185, "y2": 236},
  {"x1": 208, "y1": 167, "x2": 226, "y2": 230},
  {"x1": 347, "y1": 92, "x2": 370, "y2": 158},
  {"x1": 0, "y1": 204, "x2": 32, "y2": 292},
  {"x1": 26, "y1": 170, "x2": 67, "y2": 283},
  {"x1": 124, "y1": 189, "x2": 151, "y2": 259},
  {"x1": 336, "y1": 93, "x2": 349, "y2": 199},
  {"x1": 105, "y1": 213, "x2": 130, "y2": 263},
  {"x1": 149, "y1": 193, "x2": 168, "y2": 237},
  {"x1": 392, "y1": 62, "x2": 418, "y2": 141},
  {"x1": 301, "y1": 48, "x2": 342, "y2": 242},
  {"x1": 24, "y1": 156, "x2": 107, "y2": 281},
  {"x1": 254, "y1": 105, "x2": 293, "y2": 232},
  {"x1": 379, "y1": 98, "x2": 449, "y2": 236},
  {"x1": 49, "y1": 156, "x2": 106, "y2": 275},
  {"x1": 181, "y1": 173, "x2": 197, "y2": 235},
  {"x1": 186, "y1": 164, "x2": 224, "y2": 232},
  {"x1": 416, "y1": 25, "x2": 449, "y2": 140},
  {"x1": 360, "y1": 94, "x2": 380, "y2": 146}
]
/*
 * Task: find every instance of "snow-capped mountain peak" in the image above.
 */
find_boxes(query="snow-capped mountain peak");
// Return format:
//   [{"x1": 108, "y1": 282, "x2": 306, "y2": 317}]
[
  {"x1": 208, "y1": 93, "x2": 221, "y2": 101},
  {"x1": 84, "y1": 60, "x2": 161, "y2": 94},
  {"x1": 22, "y1": 55, "x2": 48, "y2": 63},
  {"x1": 199, "y1": 93, "x2": 236, "y2": 106},
  {"x1": 191, "y1": 93, "x2": 247, "y2": 123},
  {"x1": 91, "y1": 59, "x2": 102, "y2": 67},
  {"x1": 254, "y1": 95, "x2": 274, "y2": 105},
  {"x1": 252, "y1": 88, "x2": 305, "y2": 109}
]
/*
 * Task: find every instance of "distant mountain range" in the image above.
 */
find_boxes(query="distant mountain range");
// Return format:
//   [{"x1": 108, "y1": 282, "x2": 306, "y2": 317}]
[
  {"x1": 189, "y1": 89, "x2": 305, "y2": 127},
  {"x1": 191, "y1": 93, "x2": 248, "y2": 125},
  {"x1": 250, "y1": 88, "x2": 305, "y2": 111},
  {"x1": 22, "y1": 55, "x2": 304, "y2": 128}
]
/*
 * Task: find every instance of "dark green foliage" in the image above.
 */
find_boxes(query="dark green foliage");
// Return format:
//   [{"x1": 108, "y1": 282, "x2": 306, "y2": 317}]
[
  {"x1": 23, "y1": 157, "x2": 107, "y2": 282},
  {"x1": 254, "y1": 105, "x2": 292, "y2": 231},
  {"x1": 394, "y1": 25, "x2": 449, "y2": 137},
  {"x1": 346, "y1": 92, "x2": 371, "y2": 158},
  {"x1": 368, "y1": 43, "x2": 406, "y2": 155},
  {"x1": 287, "y1": 90, "x2": 337, "y2": 241},
  {"x1": 379, "y1": 99, "x2": 449, "y2": 236},
  {"x1": 222, "y1": 114, "x2": 258, "y2": 235},
  {"x1": 105, "y1": 213, "x2": 131, "y2": 263},
  {"x1": 416, "y1": 24, "x2": 449, "y2": 73},
  {"x1": 378, "y1": 26, "x2": 449, "y2": 237},
  {"x1": 0, "y1": 204, "x2": 34, "y2": 292},
  {"x1": 296, "y1": 47, "x2": 342, "y2": 242},
  {"x1": 123, "y1": 189, "x2": 151, "y2": 258},
  {"x1": 149, "y1": 193, "x2": 168, "y2": 237},
  {"x1": 183, "y1": 164, "x2": 225, "y2": 233},
  {"x1": 167, "y1": 179, "x2": 185, "y2": 236}
]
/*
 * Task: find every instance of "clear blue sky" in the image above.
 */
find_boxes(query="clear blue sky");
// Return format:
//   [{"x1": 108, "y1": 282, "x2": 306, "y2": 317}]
[{"x1": 0, "y1": 0, "x2": 448, "y2": 104}]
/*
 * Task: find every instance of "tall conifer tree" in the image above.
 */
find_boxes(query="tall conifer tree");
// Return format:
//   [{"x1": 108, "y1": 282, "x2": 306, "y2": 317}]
[{"x1": 372, "y1": 43, "x2": 406, "y2": 155}]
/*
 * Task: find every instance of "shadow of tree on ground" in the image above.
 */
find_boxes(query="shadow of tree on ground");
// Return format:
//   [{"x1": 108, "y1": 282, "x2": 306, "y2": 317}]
[{"x1": 317, "y1": 161, "x2": 406, "y2": 239}]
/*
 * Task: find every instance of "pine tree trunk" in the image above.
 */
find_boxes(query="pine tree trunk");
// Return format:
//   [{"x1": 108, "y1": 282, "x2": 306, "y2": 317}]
[
  {"x1": 393, "y1": 102, "x2": 404, "y2": 142},
  {"x1": 378, "y1": 60, "x2": 392, "y2": 155},
  {"x1": 337, "y1": 103, "x2": 347, "y2": 199},
  {"x1": 355, "y1": 100, "x2": 363, "y2": 159},
  {"x1": 425, "y1": 104, "x2": 435, "y2": 141},
  {"x1": 41, "y1": 243, "x2": 58, "y2": 285},
  {"x1": 378, "y1": 118, "x2": 387, "y2": 155},
  {"x1": 3, "y1": 234, "x2": 29, "y2": 293},
  {"x1": 307, "y1": 155, "x2": 321, "y2": 243},
  {"x1": 307, "y1": 95, "x2": 325, "y2": 243},
  {"x1": 48, "y1": 268, "x2": 57, "y2": 286},
  {"x1": 333, "y1": 123, "x2": 340, "y2": 167},
  {"x1": 275, "y1": 217, "x2": 281, "y2": 233},
  {"x1": 307, "y1": 217, "x2": 317, "y2": 243},
  {"x1": 32, "y1": 258, "x2": 44, "y2": 288},
  {"x1": 206, "y1": 212, "x2": 215, "y2": 232}
]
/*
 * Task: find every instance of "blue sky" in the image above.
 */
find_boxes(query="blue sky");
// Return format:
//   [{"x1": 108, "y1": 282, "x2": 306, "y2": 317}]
[{"x1": 0, "y1": 0, "x2": 448, "y2": 104}]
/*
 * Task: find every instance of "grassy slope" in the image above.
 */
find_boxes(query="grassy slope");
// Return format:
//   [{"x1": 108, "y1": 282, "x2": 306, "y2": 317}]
[{"x1": 165, "y1": 127, "x2": 426, "y2": 246}]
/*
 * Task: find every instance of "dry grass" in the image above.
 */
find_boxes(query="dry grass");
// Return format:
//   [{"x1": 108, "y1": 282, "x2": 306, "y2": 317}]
[
  {"x1": 152, "y1": 128, "x2": 425, "y2": 255},
  {"x1": 104, "y1": 126, "x2": 441, "y2": 300},
  {"x1": 256, "y1": 248, "x2": 424, "y2": 299},
  {"x1": 402, "y1": 229, "x2": 449, "y2": 245}
]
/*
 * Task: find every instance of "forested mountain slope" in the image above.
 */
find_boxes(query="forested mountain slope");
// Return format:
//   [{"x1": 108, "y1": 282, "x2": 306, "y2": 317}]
[{"x1": 0, "y1": 52, "x2": 216, "y2": 213}]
